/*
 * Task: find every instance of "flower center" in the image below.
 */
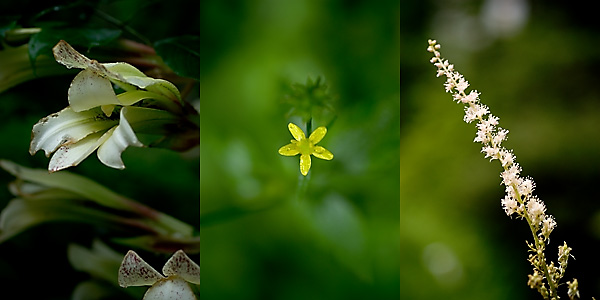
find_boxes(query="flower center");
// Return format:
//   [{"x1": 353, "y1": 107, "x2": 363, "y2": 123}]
[{"x1": 298, "y1": 139, "x2": 313, "y2": 155}]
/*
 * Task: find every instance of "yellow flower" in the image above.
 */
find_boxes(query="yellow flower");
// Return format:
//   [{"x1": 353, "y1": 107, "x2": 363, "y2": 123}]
[{"x1": 278, "y1": 123, "x2": 333, "y2": 176}]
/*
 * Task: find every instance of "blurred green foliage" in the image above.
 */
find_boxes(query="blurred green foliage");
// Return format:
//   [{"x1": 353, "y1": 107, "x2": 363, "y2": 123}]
[
  {"x1": 402, "y1": 0, "x2": 600, "y2": 299},
  {"x1": 201, "y1": 0, "x2": 399, "y2": 299},
  {"x1": 0, "y1": 0, "x2": 399, "y2": 299}
]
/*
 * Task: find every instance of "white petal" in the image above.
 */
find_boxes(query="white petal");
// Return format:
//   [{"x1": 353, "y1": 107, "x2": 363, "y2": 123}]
[
  {"x1": 96, "y1": 108, "x2": 143, "y2": 169},
  {"x1": 163, "y1": 250, "x2": 199, "y2": 285},
  {"x1": 30, "y1": 107, "x2": 117, "y2": 157},
  {"x1": 143, "y1": 277, "x2": 197, "y2": 300},
  {"x1": 68, "y1": 68, "x2": 120, "y2": 112},
  {"x1": 48, "y1": 129, "x2": 113, "y2": 172},
  {"x1": 118, "y1": 250, "x2": 164, "y2": 288}
]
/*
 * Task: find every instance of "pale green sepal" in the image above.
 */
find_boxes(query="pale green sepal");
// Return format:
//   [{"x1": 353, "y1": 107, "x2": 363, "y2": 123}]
[
  {"x1": 121, "y1": 106, "x2": 179, "y2": 133},
  {"x1": 117, "y1": 90, "x2": 172, "y2": 106},
  {"x1": 68, "y1": 240, "x2": 125, "y2": 285},
  {"x1": 118, "y1": 250, "x2": 165, "y2": 287},
  {"x1": 0, "y1": 160, "x2": 132, "y2": 210},
  {"x1": 29, "y1": 107, "x2": 118, "y2": 156},
  {"x1": 49, "y1": 129, "x2": 113, "y2": 172},
  {"x1": 163, "y1": 250, "x2": 200, "y2": 285},
  {"x1": 97, "y1": 108, "x2": 144, "y2": 169},
  {"x1": 105, "y1": 63, "x2": 181, "y2": 102},
  {"x1": 0, "y1": 197, "x2": 123, "y2": 243},
  {"x1": 68, "y1": 68, "x2": 120, "y2": 112}
]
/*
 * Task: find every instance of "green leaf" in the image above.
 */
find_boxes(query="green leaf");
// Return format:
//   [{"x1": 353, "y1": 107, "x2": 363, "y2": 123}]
[
  {"x1": 28, "y1": 27, "x2": 121, "y2": 68},
  {"x1": 154, "y1": 36, "x2": 199, "y2": 80},
  {"x1": 0, "y1": 20, "x2": 17, "y2": 39},
  {"x1": 68, "y1": 240, "x2": 124, "y2": 285},
  {"x1": 0, "y1": 197, "x2": 124, "y2": 243}
]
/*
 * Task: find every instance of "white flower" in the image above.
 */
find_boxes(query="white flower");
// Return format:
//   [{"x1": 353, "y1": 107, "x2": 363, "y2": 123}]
[
  {"x1": 526, "y1": 196, "x2": 546, "y2": 225},
  {"x1": 52, "y1": 40, "x2": 181, "y2": 116},
  {"x1": 29, "y1": 40, "x2": 183, "y2": 172},
  {"x1": 501, "y1": 195, "x2": 519, "y2": 216},
  {"x1": 540, "y1": 215, "x2": 556, "y2": 241},
  {"x1": 118, "y1": 250, "x2": 199, "y2": 300}
]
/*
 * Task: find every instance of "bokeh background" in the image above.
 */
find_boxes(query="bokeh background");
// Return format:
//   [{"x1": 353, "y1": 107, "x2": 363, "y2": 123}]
[
  {"x1": 201, "y1": 1, "x2": 399, "y2": 299},
  {"x1": 402, "y1": 0, "x2": 600, "y2": 299}
]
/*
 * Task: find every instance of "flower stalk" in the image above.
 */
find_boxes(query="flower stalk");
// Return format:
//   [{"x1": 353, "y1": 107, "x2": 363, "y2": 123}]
[{"x1": 427, "y1": 39, "x2": 578, "y2": 299}]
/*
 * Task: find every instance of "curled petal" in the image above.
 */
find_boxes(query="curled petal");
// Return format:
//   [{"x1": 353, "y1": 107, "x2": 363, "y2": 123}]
[
  {"x1": 52, "y1": 40, "x2": 92, "y2": 70},
  {"x1": 30, "y1": 107, "x2": 117, "y2": 157},
  {"x1": 300, "y1": 154, "x2": 311, "y2": 176},
  {"x1": 96, "y1": 108, "x2": 143, "y2": 169},
  {"x1": 68, "y1": 68, "x2": 120, "y2": 113},
  {"x1": 49, "y1": 130, "x2": 112, "y2": 173},
  {"x1": 309, "y1": 126, "x2": 327, "y2": 144},
  {"x1": 312, "y1": 146, "x2": 334, "y2": 160},
  {"x1": 288, "y1": 123, "x2": 305, "y2": 141},
  {"x1": 118, "y1": 250, "x2": 164, "y2": 288},
  {"x1": 278, "y1": 143, "x2": 300, "y2": 156},
  {"x1": 163, "y1": 250, "x2": 200, "y2": 285}
]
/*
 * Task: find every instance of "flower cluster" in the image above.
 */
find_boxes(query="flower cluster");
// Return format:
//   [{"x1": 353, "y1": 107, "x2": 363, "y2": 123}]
[{"x1": 427, "y1": 39, "x2": 579, "y2": 299}]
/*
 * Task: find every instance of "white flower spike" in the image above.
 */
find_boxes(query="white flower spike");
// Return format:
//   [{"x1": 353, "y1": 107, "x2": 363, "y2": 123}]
[{"x1": 118, "y1": 250, "x2": 199, "y2": 300}]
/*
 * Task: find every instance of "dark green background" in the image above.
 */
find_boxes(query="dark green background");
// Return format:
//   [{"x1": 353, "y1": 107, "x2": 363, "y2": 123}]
[
  {"x1": 402, "y1": 0, "x2": 600, "y2": 299},
  {"x1": 201, "y1": 1, "x2": 399, "y2": 299}
]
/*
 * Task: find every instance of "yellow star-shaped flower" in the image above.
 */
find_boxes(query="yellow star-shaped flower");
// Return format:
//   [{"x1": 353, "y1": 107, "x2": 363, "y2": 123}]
[{"x1": 278, "y1": 123, "x2": 333, "y2": 176}]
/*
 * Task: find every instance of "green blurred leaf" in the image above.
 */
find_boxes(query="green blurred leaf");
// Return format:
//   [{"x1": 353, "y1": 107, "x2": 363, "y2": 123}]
[
  {"x1": 28, "y1": 27, "x2": 121, "y2": 68},
  {"x1": 0, "y1": 20, "x2": 17, "y2": 39},
  {"x1": 154, "y1": 36, "x2": 199, "y2": 80},
  {"x1": 0, "y1": 197, "x2": 124, "y2": 243}
]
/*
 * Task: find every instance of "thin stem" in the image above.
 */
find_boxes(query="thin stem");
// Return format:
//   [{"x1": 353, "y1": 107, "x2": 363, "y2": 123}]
[{"x1": 510, "y1": 181, "x2": 557, "y2": 298}]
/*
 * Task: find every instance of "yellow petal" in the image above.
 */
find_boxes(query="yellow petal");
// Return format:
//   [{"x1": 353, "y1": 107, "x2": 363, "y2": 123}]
[
  {"x1": 278, "y1": 143, "x2": 300, "y2": 156},
  {"x1": 288, "y1": 123, "x2": 306, "y2": 141},
  {"x1": 300, "y1": 154, "x2": 311, "y2": 176},
  {"x1": 312, "y1": 146, "x2": 333, "y2": 160},
  {"x1": 309, "y1": 126, "x2": 327, "y2": 144}
]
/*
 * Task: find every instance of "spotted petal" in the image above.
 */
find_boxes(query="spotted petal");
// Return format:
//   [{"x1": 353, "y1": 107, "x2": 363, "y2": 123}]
[
  {"x1": 309, "y1": 126, "x2": 327, "y2": 144},
  {"x1": 163, "y1": 250, "x2": 200, "y2": 285},
  {"x1": 118, "y1": 250, "x2": 164, "y2": 288},
  {"x1": 30, "y1": 107, "x2": 117, "y2": 157},
  {"x1": 68, "y1": 68, "x2": 120, "y2": 113},
  {"x1": 49, "y1": 129, "x2": 113, "y2": 173},
  {"x1": 144, "y1": 277, "x2": 197, "y2": 300},
  {"x1": 288, "y1": 123, "x2": 305, "y2": 141}
]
